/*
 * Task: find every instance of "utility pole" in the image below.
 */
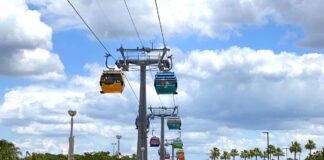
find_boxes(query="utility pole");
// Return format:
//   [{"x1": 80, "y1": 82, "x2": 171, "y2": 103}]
[
  {"x1": 165, "y1": 139, "x2": 175, "y2": 160},
  {"x1": 283, "y1": 147, "x2": 288, "y2": 160},
  {"x1": 117, "y1": 46, "x2": 171, "y2": 160},
  {"x1": 116, "y1": 134, "x2": 122, "y2": 157},
  {"x1": 149, "y1": 106, "x2": 178, "y2": 160},
  {"x1": 68, "y1": 109, "x2": 77, "y2": 160},
  {"x1": 262, "y1": 132, "x2": 270, "y2": 160}
]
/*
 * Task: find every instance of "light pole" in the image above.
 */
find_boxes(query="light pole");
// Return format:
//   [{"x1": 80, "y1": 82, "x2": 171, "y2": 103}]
[
  {"x1": 141, "y1": 147, "x2": 145, "y2": 160},
  {"x1": 262, "y1": 131, "x2": 269, "y2": 160},
  {"x1": 112, "y1": 142, "x2": 117, "y2": 155},
  {"x1": 116, "y1": 134, "x2": 122, "y2": 158},
  {"x1": 283, "y1": 147, "x2": 288, "y2": 160},
  {"x1": 68, "y1": 109, "x2": 77, "y2": 160}
]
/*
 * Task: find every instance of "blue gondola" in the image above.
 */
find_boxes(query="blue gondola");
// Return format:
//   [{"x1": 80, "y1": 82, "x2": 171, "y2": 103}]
[
  {"x1": 167, "y1": 116, "x2": 181, "y2": 130},
  {"x1": 154, "y1": 71, "x2": 177, "y2": 94},
  {"x1": 135, "y1": 115, "x2": 150, "y2": 129}
]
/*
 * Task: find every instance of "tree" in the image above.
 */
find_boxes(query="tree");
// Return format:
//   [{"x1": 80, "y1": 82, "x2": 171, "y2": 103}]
[
  {"x1": 249, "y1": 150, "x2": 255, "y2": 160},
  {"x1": 210, "y1": 147, "x2": 220, "y2": 160},
  {"x1": 230, "y1": 149, "x2": 239, "y2": 160},
  {"x1": 268, "y1": 144, "x2": 276, "y2": 160},
  {"x1": 273, "y1": 147, "x2": 284, "y2": 160},
  {"x1": 305, "y1": 139, "x2": 316, "y2": 157},
  {"x1": 253, "y1": 148, "x2": 262, "y2": 160},
  {"x1": 260, "y1": 151, "x2": 267, "y2": 160},
  {"x1": 0, "y1": 139, "x2": 21, "y2": 160},
  {"x1": 240, "y1": 150, "x2": 249, "y2": 160},
  {"x1": 290, "y1": 141, "x2": 302, "y2": 160},
  {"x1": 221, "y1": 151, "x2": 230, "y2": 160},
  {"x1": 305, "y1": 148, "x2": 324, "y2": 160}
]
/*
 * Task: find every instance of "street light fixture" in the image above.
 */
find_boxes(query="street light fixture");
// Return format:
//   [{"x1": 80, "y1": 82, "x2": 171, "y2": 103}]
[
  {"x1": 262, "y1": 131, "x2": 270, "y2": 160},
  {"x1": 141, "y1": 147, "x2": 145, "y2": 160},
  {"x1": 116, "y1": 134, "x2": 122, "y2": 158},
  {"x1": 68, "y1": 109, "x2": 77, "y2": 160}
]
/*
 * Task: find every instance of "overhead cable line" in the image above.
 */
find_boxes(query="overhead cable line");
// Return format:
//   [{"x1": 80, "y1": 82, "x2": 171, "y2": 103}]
[
  {"x1": 67, "y1": 0, "x2": 112, "y2": 56},
  {"x1": 67, "y1": 0, "x2": 139, "y2": 103},
  {"x1": 124, "y1": 74, "x2": 139, "y2": 102},
  {"x1": 123, "y1": 0, "x2": 144, "y2": 47},
  {"x1": 154, "y1": 0, "x2": 167, "y2": 47}
]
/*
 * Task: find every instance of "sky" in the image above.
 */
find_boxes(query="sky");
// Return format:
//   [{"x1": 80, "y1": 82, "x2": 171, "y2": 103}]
[{"x1": 1, "y1": 0, "x2": 324, "y2": 159}]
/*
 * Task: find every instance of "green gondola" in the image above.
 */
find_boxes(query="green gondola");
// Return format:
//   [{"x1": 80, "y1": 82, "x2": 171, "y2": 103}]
[
  {"x1": 167, "y1": 116, "x2": 181, "y2": 130},
  {"x1": 172, "y1": 138, "x2": 183, "y2": 149},
  {"x1": 154, "y1": 71, "x2": 177, "y2": 94}
]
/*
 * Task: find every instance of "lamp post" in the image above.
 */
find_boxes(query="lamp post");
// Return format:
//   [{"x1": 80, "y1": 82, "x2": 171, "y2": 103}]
[
  {"x1": 68, "y1": 109, "x2": 77, "y2": 160},
  {"x1": 141, "y1": 147, "x2": 145, "y2": 160},
  {"x1": 262, "y1": 131, "x2": 269, "y2": 160},
  {"x1": 116, "y1": 134, "x2": 122, "y2": 158},
  {"x1": 283, "y1": 147, "x2": 288, "y2": 160}
]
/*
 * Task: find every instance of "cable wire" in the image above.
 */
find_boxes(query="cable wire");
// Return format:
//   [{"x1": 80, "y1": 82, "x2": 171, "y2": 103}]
[
  {"x1": 154, "y1": 0, "x2": 166, "y2": 47},
  {"x1": 67, "y1": 0, "x2": 139, "y2": 102},
  {"x1": 123, "y1": 0, "x2": 144, "y2": 47},
  {"x1": 124, "y1": 73, "x2": 139, "y2": 102},
  {"x1": 172, "y1": 94, "x2": 176, "y2": 107},
  {"x1": 67, "y1": 0, "x2": 111, "y2": 54}
]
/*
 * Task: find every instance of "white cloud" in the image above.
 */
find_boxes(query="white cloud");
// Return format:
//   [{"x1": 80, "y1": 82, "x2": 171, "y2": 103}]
[
  {"x1": 26, "y1": 0, "x2": 270, "y2": 40},
  {"x1": 27, "y1": 0, "x2": 324, "y2": 49},
  {"x1": 0, "y1": 0, "x2": 65, "y2": 80},
  {"x1": 3, "y1": 47, "x2": 324, "y2": 159}
]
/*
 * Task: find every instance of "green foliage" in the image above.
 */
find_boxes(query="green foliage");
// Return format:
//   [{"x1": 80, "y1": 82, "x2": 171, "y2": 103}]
[
  {"x1": 290, "y1": 141, "x2": 302, "y2": 160},
  {"x1": 230, "y1": 149, "x2": 239, "y2": 160},
  {"x1": 272, "y1": 147, "x2": 284, "y2": 160},
  {"x1": 210, "y1": 147, "x2": 220, "y2": 160},
  {"x1": 240, "y1": 150, "x2": 250, "y2": 160},
  {"x1": 305, "y1": 148, "x2": 324, "y2": 160},
  {"x1": 305, "y1": 139, "x2": 316, "y2": 157},
  {"x1": 0, "y1": 139, "x2": 21, "y2": 160},
  {"x1": 23, "y1": 151, "x2": 135, "y2": 160},
  {"x1": 220, "y1": 151, "x2": 230, "y2": 160},
  {"x1": 253, "y1": 147, "x2": 262, "y2": 160}
]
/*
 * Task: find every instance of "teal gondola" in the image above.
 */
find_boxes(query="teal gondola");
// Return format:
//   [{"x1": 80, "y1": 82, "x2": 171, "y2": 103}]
[
  {"x1": 154, "y1": 71, "x2": 177, "y2": 94},
  {"x1": 167, "y1": 116, "x2": 181, "y2": 130}
]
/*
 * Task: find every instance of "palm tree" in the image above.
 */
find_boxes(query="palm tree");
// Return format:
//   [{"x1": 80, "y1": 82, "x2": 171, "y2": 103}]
[
  {"x1": 253, "y1": 148, "x2": 262, "y2": 160},
  {"x1": 0, "y1": 139, "x2": 21, "y2": 160},
  {"x1": 290, "y1": 141, "x2": 302, "y2": 160},
  {"x1": 210, "y1": 147, "x2": 220, "y2": 160},
  {"x1": 230, "y1": 149, "x2": 239, "y2": 160},
  {"x1": 221, "y1": 151, "x2": 230, "y2": 160},
  {"x1": 249, "y1": 150, "x2": 255, "y2": 160},
  {"x1": 240, "y1": 150, "x2": 249, "y2": 160},
  {"x1": 305, "y1": 139, "x2": 316, "y2": 157},
  {"x1": 268, "y1": 144, "x2": 276, "y2": 160},
  {"x1": 273, "y1": 147, "x2": 284, "y2": 160}
]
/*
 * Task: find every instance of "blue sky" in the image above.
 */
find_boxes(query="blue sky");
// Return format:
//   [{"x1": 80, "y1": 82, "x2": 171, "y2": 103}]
[{"x1": 2, "y1": 0, "x2": 324, "y2": 159}]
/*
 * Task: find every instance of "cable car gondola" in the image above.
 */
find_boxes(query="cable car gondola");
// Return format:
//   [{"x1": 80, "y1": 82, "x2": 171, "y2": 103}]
[
  {"x1": 165, "y1": 153, "x2": 171, "y2": 159},
  {"x1": 100, "y1": 69, "x2": 125, "y2": 93},
  {"x1": 176, "y1": 149, "x2": 185, "y2": 160},
  {"x1": 167, "y1": 116, "x2": 181, "y2": 130},
  {"x1": 154, "y1": 71, "x2": 177, "y2": 94},
  {"x1": 150, "y1": 136, "x2": 160, "y2": 147},
  {"x1": 172, "y1": 138, "x2": 183, "y2": 149}
]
